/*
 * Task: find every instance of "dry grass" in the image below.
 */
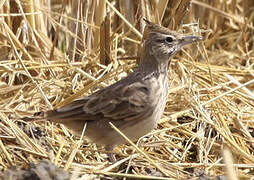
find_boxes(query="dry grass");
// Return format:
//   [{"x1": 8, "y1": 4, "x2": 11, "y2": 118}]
[{"x1": 0, "y1": 0, "x2": 254, "y2": 179}]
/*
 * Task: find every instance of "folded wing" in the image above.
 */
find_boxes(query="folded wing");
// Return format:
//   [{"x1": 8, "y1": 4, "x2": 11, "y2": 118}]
[{"x1": 45, "y1": 81, "x2": 152, "y2": 123}]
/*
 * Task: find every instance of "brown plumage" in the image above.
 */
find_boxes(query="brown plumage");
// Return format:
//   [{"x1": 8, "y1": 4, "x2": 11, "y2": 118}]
[{"x1": 24, "y1": 20, "x2": 203, "y2": 161}]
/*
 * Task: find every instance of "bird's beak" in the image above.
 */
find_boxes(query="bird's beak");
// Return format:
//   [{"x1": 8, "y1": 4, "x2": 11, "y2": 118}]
[{"x1": 180, "y1": 35, "x2": 203, "y2": 47}]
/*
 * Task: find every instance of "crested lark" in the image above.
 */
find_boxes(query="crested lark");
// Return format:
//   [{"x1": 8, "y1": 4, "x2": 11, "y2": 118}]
[{"x1": 24, "y1": 20, "x2": 202, "y2": 160}]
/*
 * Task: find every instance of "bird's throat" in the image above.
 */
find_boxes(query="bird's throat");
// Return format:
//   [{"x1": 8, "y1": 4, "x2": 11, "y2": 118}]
[{"x1": 139, "y1": 53, "x2": 170, "y2": 75}]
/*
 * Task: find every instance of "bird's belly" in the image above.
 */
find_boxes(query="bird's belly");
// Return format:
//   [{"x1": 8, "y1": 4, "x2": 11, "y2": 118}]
[{"x1": 84, "y1": 116, "x2": 157, "y2": 148}]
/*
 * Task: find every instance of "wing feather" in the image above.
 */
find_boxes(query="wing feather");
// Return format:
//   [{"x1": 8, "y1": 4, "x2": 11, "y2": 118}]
[{"x1": 46, "y1": 81, "x2": 151, "y2": 122}]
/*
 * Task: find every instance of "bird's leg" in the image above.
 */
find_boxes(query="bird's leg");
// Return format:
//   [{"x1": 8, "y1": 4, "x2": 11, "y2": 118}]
[{"x1": 105, "y1": 145, "x2": 116, "y2": 162}]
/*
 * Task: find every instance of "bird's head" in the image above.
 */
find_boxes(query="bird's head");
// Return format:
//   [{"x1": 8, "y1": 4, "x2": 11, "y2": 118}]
[{"x1": 142, "y1": 19, "x2": 203, "y2": 64}]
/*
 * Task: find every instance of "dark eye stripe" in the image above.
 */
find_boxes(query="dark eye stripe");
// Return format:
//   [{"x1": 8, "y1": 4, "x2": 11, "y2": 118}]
[
  {"x1": 156, "y1": 36, "x2": 175, "y2": 44},
  {"x1": 156, "y1": 39, "x2": 165, "y2": 43}
]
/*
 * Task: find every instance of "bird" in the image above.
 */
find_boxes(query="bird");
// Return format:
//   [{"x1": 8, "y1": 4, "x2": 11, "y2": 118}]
[{"x1": 23, "y1": 19, "x2": 203, "y2": 161}]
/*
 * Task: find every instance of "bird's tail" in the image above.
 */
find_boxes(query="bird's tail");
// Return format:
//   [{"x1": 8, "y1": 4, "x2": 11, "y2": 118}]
[{"x1": 21, "y1": 111, "x2": 46, "y2": 122}]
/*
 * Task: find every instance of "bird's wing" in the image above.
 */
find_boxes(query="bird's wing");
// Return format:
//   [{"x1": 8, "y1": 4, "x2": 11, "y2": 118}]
[
  {"x1": 45, "y1": 81, "x2": 152, "y2": 122},
  {"x1": 85, "y1": 82, "x2": 151, "y2": 121}
]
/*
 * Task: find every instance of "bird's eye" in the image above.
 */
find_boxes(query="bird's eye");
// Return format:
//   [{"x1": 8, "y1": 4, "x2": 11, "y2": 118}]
[{"x1": 165, "y1": 36, "x2": 174, "y2": 43}]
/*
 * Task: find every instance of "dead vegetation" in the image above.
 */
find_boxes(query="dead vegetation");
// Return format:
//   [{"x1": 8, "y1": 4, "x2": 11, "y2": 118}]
[{"x1": 0, "y1": 0, "x2": 254, "y2": 179}]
